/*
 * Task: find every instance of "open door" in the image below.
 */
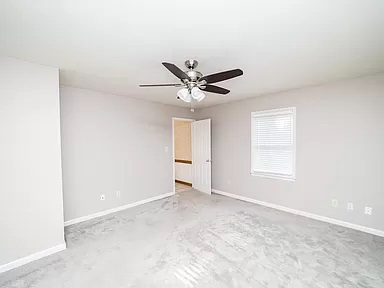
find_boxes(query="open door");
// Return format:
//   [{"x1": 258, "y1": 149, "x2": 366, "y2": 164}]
[{"x1": 192, "y1": 119, "x2": 211, "y2": 194}]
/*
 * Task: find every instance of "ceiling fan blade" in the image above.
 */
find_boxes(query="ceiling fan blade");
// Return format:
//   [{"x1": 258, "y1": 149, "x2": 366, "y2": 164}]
[
  {"x1": 201, "y1": 84, "x2": 230, "y2": 95},
  {"x1": 139, "y1": 83, "x2": 184, "y2": 87},
  {"x1": 199, "y1": 69, "x2": 243, "y2": 84},
  {"x1": 162, "y1": 62, "x2": 190, "y2": 81}
]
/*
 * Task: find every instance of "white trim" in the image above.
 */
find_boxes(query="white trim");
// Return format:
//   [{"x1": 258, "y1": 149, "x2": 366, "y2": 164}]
[
  {"x1": 172, "y1": 117, "x2": 195, "y2": 122},
  {"x1": 250, "y1": 172, "x2": 296, "y2": 181},
  {"x1": 250, "y1": 107, "x2": 296, "y2": 181},
  {"x1": 251, "y1": 107, "x2": 296, "y2": 118},
  {"x1": 64, "y1": 192, "x2": 174, "y2": 226},
  {"x1": 172, "y1": 117, "x2": 195, "y2": 194},
  {"x1": 212, "y1": 189, "x2": 384, "y2": 238},
  {"x1": 0, "y1": 243, "x2": 66, "y2": 274}
]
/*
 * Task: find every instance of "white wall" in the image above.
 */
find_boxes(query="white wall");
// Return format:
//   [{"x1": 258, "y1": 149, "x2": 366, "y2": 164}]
[
  {"x1": 197, "y1": 74, "x2": 384, "y2": 232},
  {"x1": 175, "y1": 162, "x2": 193, "y2": 183},
  {"x1": 60, "y1": 86, "x2": 193, "y2": 222},
  {"x1": 0, "y1": 58, "x2": 65, "y2": 267}
]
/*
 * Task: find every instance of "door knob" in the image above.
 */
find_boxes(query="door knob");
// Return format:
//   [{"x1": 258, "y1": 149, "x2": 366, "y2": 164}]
[{"x1": 206, "y1": 159, "x2": 211, "y2": 163}]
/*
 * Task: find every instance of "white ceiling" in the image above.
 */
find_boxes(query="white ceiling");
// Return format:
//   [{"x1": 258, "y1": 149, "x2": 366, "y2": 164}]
[{"x1": 1, "y1": 0, "x2": 384, "y2": 108}]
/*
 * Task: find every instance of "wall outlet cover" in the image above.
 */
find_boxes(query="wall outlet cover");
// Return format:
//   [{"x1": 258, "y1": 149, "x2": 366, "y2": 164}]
[
  {"x1": 332, "y1": 199, "x2": 338, "y2": 207},
  {"x1": 100, "y1": 195, "x2": 105, "y2": 201},
  {"x1": 365, "y1": 206, "x2": 372, "y2": 215},
  {"x1": 116, "y1": 190, "x2": 121, "y2": 197},
  {"x1": 347, "y1": 203, "x2": 353, "y2": 211}
]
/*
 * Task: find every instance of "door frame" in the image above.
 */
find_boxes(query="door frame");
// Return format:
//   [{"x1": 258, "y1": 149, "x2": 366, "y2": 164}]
[{"x1": 172, "y1": 117, "x2": 195, "y2": 194}]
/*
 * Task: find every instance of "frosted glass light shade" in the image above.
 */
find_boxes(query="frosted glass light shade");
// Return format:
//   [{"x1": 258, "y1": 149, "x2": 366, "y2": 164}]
[
  {"x1": 177, "y1": 88, "x2": 191, "y2": 103},
  {"x1": 191, "y1": 87, "x2": 205, "y2": 102}
]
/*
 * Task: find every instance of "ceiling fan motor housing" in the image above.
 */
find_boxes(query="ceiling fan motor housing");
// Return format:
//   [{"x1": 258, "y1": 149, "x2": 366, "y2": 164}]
[
  {"x1": 183, "y1": 60, "x2": 202, "y2": 84},
  {"x1": 185, "y1": 70, "x2": 202, "y2": 82}
]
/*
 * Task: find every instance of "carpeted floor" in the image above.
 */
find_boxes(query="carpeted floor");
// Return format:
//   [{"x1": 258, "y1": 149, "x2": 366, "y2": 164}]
[
  {"x1": 175, "y1": 182, "x2": 192, "y2": 193},
  {"x1": 1, "y1": 190, "x2": 384, "y2": 288}
]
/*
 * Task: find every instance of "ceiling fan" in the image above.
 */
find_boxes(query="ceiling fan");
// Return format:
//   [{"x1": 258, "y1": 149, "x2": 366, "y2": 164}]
[{"x1": 139, "y1": 60, "x2": 243, "y2": 103}]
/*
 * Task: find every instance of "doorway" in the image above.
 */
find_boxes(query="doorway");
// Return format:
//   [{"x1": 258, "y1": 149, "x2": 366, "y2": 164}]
[
  {"x1": 172, "y1": 118, "x2": 194, "y2": 194},
  {"x1": 172, "y1": 117, "x2": 212, "y2": 195}
]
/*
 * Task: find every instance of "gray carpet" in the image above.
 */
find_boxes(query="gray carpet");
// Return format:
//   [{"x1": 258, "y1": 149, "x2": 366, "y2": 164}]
[{"x1": 1, "y1": 190, "x2": 384, "y2": 287}]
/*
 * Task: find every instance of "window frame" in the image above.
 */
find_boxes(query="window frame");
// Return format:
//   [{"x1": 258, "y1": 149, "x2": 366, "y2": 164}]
[{"x1": 250, "y1": 107, "x2": 296, "y2": 181}]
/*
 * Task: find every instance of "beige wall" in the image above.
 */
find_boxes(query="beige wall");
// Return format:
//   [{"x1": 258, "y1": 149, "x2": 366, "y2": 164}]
[
  {"x1": 197, "y1": 73, "x2": 384, "y2": 231},
  {"x1": 0, "y1": 58, "x2": 65, "y2": 267},
  {"x1": 174, "y1": 121, "x2": 192, "y2": 161}
]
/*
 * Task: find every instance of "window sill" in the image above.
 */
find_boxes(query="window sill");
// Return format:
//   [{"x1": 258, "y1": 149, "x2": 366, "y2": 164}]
[{"x1": 250, "y1": 172, "x2": 296, "y2": 182}]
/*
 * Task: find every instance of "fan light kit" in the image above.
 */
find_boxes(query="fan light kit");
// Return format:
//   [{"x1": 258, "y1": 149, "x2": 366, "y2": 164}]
[
  {"x1": 139, "y1": 60, "x2": 243, "y2": 103},
  {"x1": 177, "y1": 87, "x2": 206, "y2": 103}
]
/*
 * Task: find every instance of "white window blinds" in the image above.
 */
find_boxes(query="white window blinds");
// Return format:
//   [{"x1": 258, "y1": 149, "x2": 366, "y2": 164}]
[{"x1": 251, "y1": 107, "x2": 296, "y2": 180}]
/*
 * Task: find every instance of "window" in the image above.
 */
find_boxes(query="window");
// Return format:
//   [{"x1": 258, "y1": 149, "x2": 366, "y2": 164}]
[{"x1": 251, "y1": 107, "x2": 296, "y2": 181}]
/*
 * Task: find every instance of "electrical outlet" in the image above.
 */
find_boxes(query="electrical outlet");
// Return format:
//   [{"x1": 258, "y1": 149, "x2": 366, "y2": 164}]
[
  {"x1": 365, "y1": 206, "x2": 372, "y2": 215},
  {"x1": 227, "y1": 179, "x2": 231, "y2": 185},
  {"x1": 347, "y1": 203, "x2": 353, "y2": 211},
  {"x1": 100, "y1": 194, "x2": 105, "y2": 201},
  {"x1": 332, "y1": 199, "x2": 338, "y2": 207},
  {"x1": 164, "y1": 146, "x2": 169, "y2": 153},
  {"x1": 116, "y1": 190, "x2": 121, "y2": 197}
]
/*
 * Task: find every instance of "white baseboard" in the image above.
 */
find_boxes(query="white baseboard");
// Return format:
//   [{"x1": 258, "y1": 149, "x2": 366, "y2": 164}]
[
  {"x1": 0, "y1": 243, "x2": 66, "y2": 274},
  {"x1": 212, "y1": 189, "x2": 384, "y2": 238},
  {"x1": 64, "y1": 192, "x2": 174, "y2": 227}
]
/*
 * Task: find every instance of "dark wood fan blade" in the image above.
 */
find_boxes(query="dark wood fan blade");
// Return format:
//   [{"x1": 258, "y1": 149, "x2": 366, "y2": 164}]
[
  {"x1": 162, "y1": 62, "x2": 190, "y2": 81},
  {"x1": 199, "y1": 69, "x2": 243, "y2": 84},
  {"x1": 139, "y1": 84, "x2": 183, "y2": 87},
  {"x1": 201, "y1": 84, "x2": 230, "y2": 95}
]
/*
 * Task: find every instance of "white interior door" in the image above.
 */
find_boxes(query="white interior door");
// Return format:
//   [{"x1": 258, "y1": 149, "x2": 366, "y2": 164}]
[{"x1": 192, "y1": 119, "x2": 211, "y2": 194}]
